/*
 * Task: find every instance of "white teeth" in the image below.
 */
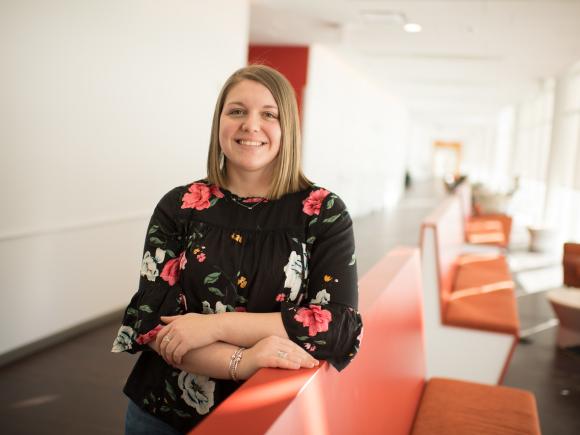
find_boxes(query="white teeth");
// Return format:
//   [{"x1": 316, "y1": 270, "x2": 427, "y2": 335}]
[{"x1": 237, "y1": 140, "x2": 264, "y2": 147}]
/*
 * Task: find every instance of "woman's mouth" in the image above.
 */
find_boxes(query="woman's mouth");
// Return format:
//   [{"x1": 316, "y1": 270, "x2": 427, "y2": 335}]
[{"x1": 235, "y1": 139, "x2": 266, "y2": 147}]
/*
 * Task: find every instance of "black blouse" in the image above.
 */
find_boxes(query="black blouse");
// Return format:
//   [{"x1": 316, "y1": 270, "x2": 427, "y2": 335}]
[{"x1": 112, "y1": 180, "x2": 362, "y2": 433}]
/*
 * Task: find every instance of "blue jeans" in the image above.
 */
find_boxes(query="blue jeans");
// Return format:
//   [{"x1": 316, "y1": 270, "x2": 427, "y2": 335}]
[{"x1": 125, "y1": 399, "x2": 182, "y2": 435}]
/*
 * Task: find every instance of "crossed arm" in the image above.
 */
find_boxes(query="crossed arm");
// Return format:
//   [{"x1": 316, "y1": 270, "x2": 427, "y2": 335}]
[{"x1": 148, "y1": 312, "x2": 319, "y2": 381}]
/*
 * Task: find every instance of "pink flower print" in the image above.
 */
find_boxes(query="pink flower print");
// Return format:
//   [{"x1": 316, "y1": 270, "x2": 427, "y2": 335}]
[
  {"x1": 161, "y1": 256, "x2": 182, "y2": 286},
  {"x1": 294, "y1": 304, "x2": 332, "y2": 337},
  {"x1": 135, "y1": 324, "x2": 163, "y2": 345},
  {"x1": 196, "y1": 253, "x2": 206, "y2": 263},
  {"x1": 304, "y1": 342, "x2": 317, "y2": 352},
  {"x1": 179, "y1": 252, "x2": 188, "y2": 270},
  {"x1": 234, "y1": 306, "x2": 247, "y2": 312},
  {"x1": 210, "y1": 184, "x2": 224, "y2": 198},
  {"x1": 275, "y1": 293, "x2": 285, "y2": 302},
  {"x1": 181, "y1": 183, "x2": 212, "y2": 210},
  {"x1": 302, "y1": 189, "x2": 330, "y2": 216}
]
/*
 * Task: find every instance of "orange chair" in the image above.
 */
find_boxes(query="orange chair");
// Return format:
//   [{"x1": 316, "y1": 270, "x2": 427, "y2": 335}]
[
  {"x1": 546, "y1": 242, "x2": 580, "y2": 347},
  {"x1": 563, "y1": 243, "x2": 580, "y2": 287}
]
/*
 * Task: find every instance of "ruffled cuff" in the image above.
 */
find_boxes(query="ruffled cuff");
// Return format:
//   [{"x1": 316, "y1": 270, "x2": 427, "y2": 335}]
[
  {"x1": 111, "y1": 287, "x2": 185, "y2": 354},
  {"x1": 280, "y1": 301, "x2": 363, "y2": 371}
]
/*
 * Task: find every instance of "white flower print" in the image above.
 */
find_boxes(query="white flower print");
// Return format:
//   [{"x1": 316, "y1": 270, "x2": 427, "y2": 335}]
[
  {"x1": 201, "y1": 301, "x2": 226, "y2": 314},
  {"x1": 284, "y1": 250, "x2": 303, "y2": 301},
  {"x1": 202, "y1": 301, "x2": 213, "y2": 314},
  {"x1": 178, "y1": 371, "x2": 216, "y2": 415},
  {"x1": 310, "y1": 289, "x2": 331, "y2": 305},
  {"x1": 155, "y1": 248, "x2": 166, "y2": 263},
  {"x1": 302, "y1": 243, "x2": 308, "y2": 279},
  {"x1": 140, "y1": 249, "x2": 166, "y2": 282},
  {"x1": 140, "y1": 251, "x2": 159, "y2": 282},
  {"x1": 111, "y1": 325, "x2": 135, "y2": 353}
]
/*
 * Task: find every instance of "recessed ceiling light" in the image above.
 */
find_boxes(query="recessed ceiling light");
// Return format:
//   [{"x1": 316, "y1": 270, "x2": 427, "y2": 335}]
[{"x1": 404, "y1": 23, "x2": 422, "y2": 33}]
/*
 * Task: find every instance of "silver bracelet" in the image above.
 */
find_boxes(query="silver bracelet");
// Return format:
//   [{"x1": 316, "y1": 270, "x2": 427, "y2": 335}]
[{"x1": 229, "y1": 347, "x2": 245, "y2": 382}]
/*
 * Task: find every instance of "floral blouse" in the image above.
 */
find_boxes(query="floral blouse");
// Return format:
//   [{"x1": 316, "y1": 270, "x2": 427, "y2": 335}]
[{"x1": 112, "y1": 180, "x2": 363, "y2": 433}]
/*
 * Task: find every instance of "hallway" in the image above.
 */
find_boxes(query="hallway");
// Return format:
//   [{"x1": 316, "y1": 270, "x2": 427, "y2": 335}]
[{"x1": 0, "y1": 181, "x2": 578, "y2": 434}]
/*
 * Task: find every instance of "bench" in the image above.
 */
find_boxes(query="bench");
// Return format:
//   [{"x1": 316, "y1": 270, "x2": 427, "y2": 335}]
[
  {"x1": 456, "y1": 182, "x2": 512, "y2": 248},
  {"x1": 420, "y1": 196, "x2": 519, "y2": 384},
  {"x1": 190, "y1": 248, "x2": 540, "y2": 434}
]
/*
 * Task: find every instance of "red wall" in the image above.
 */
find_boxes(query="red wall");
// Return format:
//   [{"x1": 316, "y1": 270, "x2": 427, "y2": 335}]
[{"x1": 248, "y1": 45, "x2": 309, "y2": 117}]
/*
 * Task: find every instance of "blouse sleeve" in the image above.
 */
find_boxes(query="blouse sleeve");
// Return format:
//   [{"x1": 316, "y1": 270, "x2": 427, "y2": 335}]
[
  {"x1": 281, "y1": 191, "x2": 363, "y2": 371},
  {"x1": 111, "y1": 187, "x2": 188, "y2": 354}
]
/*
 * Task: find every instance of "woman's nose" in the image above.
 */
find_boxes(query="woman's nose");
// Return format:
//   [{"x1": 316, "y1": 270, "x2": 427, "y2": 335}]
[{"x1": 241, "y1": 113, "x2": 260, "y2": 132}]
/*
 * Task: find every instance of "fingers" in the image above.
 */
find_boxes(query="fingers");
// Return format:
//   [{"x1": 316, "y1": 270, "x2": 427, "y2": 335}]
[
  {"x1": 160, "y1": 315, "x2": 177, "y2": 323},
  {"x1": 155, "y1": 326, "x2": 170, "y2": 350},
  {"x1": 156, "y1": 326, "x2": 179, "y2": 366},
  {"x1": 283, "y1": 341, "x2": 319, "y2": 367},
  {"x1": 265, "y1": 338, "x2": 319, "y2": 370},
  {"x1": 163, "y1": 337, "x2": 180, "y2": 366}
]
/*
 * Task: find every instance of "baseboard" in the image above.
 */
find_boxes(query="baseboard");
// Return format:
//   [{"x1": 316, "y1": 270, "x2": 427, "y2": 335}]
[{"x1": 0, "y1": 309, "x2": 124, "y2": 368}]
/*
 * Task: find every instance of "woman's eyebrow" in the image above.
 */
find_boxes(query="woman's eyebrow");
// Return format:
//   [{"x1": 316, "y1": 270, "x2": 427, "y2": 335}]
[{"x1": 225, "y1": 101, "x2": 278, "y2": 110}]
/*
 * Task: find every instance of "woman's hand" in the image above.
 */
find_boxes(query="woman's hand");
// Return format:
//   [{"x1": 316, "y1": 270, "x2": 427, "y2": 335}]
[
  {"x1": 156, "y1": 313, "x2": 220, "y2": 366},
  {"x1": 237, "y1": 335, "x2": 319, "y2": 380}
]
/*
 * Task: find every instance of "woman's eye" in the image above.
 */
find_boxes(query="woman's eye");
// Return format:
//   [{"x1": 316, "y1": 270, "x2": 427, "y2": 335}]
[
  {"x1": 264, "y1": 112, "x2": 279, "y2": 119},
  {"x1": 228, "y1": 109, "x2": 244, "y2": 116}
]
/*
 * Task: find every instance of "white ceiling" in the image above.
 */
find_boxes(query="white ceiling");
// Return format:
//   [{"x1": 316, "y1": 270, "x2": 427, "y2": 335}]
[{"x1": 250, "y1": 0, "x2": 580, "y2": 126}]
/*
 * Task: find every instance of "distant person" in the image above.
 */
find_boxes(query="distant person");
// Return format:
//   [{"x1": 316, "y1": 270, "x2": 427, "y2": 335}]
[{"x1": 112, "y1": 65, "x2": 363, "y2": 434}]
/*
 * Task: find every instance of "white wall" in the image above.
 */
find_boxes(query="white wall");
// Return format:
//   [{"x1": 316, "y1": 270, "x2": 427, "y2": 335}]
[
  {"x1": 0, "y1": 0, "x2": 249, "y2": 355},
  {"x1": 301, "y1": 45, "x2": 410, "y2": 217}
]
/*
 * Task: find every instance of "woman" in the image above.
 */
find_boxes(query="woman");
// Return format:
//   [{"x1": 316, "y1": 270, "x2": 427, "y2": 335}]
[{"x1": 112, "y1": 65, "x2": 362, "y2": 434}]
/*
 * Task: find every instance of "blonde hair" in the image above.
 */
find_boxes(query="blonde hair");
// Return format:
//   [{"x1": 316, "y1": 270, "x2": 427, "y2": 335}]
[{"x1": 206, "y1": 64, "x2": 311, "y2": 199}]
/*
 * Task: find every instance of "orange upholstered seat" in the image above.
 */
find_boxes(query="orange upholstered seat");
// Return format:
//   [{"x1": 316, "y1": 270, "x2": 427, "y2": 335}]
[
  {"x1": 445, "y1": 288, "x2": 520, "y2": 335},
  {"x1": 454, "y1": 255, "x2": 513, "y2": 293},
  {"x1": 411, "y1": 378, "x2": 541, "y2": 435},
  {"x1": 466, "y1": 214, "x2": 512, "y2": 248}
]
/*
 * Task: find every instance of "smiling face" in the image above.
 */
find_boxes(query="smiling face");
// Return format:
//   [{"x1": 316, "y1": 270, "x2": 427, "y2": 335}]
[{"x1": 218, "y1": 79, "x2": 282, "y2": 181}]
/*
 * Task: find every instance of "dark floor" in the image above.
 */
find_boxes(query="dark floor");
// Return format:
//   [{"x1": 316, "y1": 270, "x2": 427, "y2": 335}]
[{"x1": 0, "y1": 181, "x2": 579, "y2": 434}]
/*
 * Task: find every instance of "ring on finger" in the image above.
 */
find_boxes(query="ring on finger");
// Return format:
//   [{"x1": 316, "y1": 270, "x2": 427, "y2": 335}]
[
  {"x1": 162, "y1": 335, "x2": 172, "y2": 343},
  {"x1": 277, "y1": 350, "x2": 288, "y2": 359}
]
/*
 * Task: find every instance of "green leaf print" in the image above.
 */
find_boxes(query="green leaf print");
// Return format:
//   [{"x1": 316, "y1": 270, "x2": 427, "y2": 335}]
[
  {"x1": 226, "y1": 305, "x2": 235, "y2": 312},
  {"x1": 236, "y1": 295, "x2": 247, "y2": 304},
  {"x1": 314, "y1": 340, "x2": 327, "y2": 345},
  {"x1": 326, "y1": 198, "x2": 335, "y2": 209},
  {"x1": 174, "y1": 409, "x2": 192, "y2": 418},
  {"x1": 134, "y1": 320, "x2": 142, "y2": 330},
  {"x1": 149, "y1": 236, "x2": 164, "y2": 247},
  {"x1": 306, "y1": 236, "x2": 316, "y2": 245},
  {"x1": 204, "y1": 272, "x2": 221, "y2": 285},
  {"x1": 308, "y1": 217, "x2": 318, "y2": 226},
  {"x1": 148, "y1": 225, "x2": 159, "y2": 235},
  {"x1": 296, "y1": 336, "x2": 309, "y2": 341},
  {"x1": 165, "y1": 249, "x2": 176, "y2": 258},
  {"x1": 208, "y1": 287, "x2": 224, "y2": 297},
  {"x1": 139, "y1": 305, "x2": 153, "y2": 313},
  {"x1": 323, "y1": 213, "x2": 341, "y2": 224},
  {"x1": 160, "y1": 406, "x2": 170, "y2": 413},
  {"x1": 143, "y1": 398, "x2": 149, "y2": 405},
  {"x1": 165, "y1": 380, "x2": 177, "y2": 401},
  {"x1": 209, "y1": 197, "x2": 218, "y2": 207},
  {"x1": 126, "y1": 307, "x2": 138, "y2": 317}
]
